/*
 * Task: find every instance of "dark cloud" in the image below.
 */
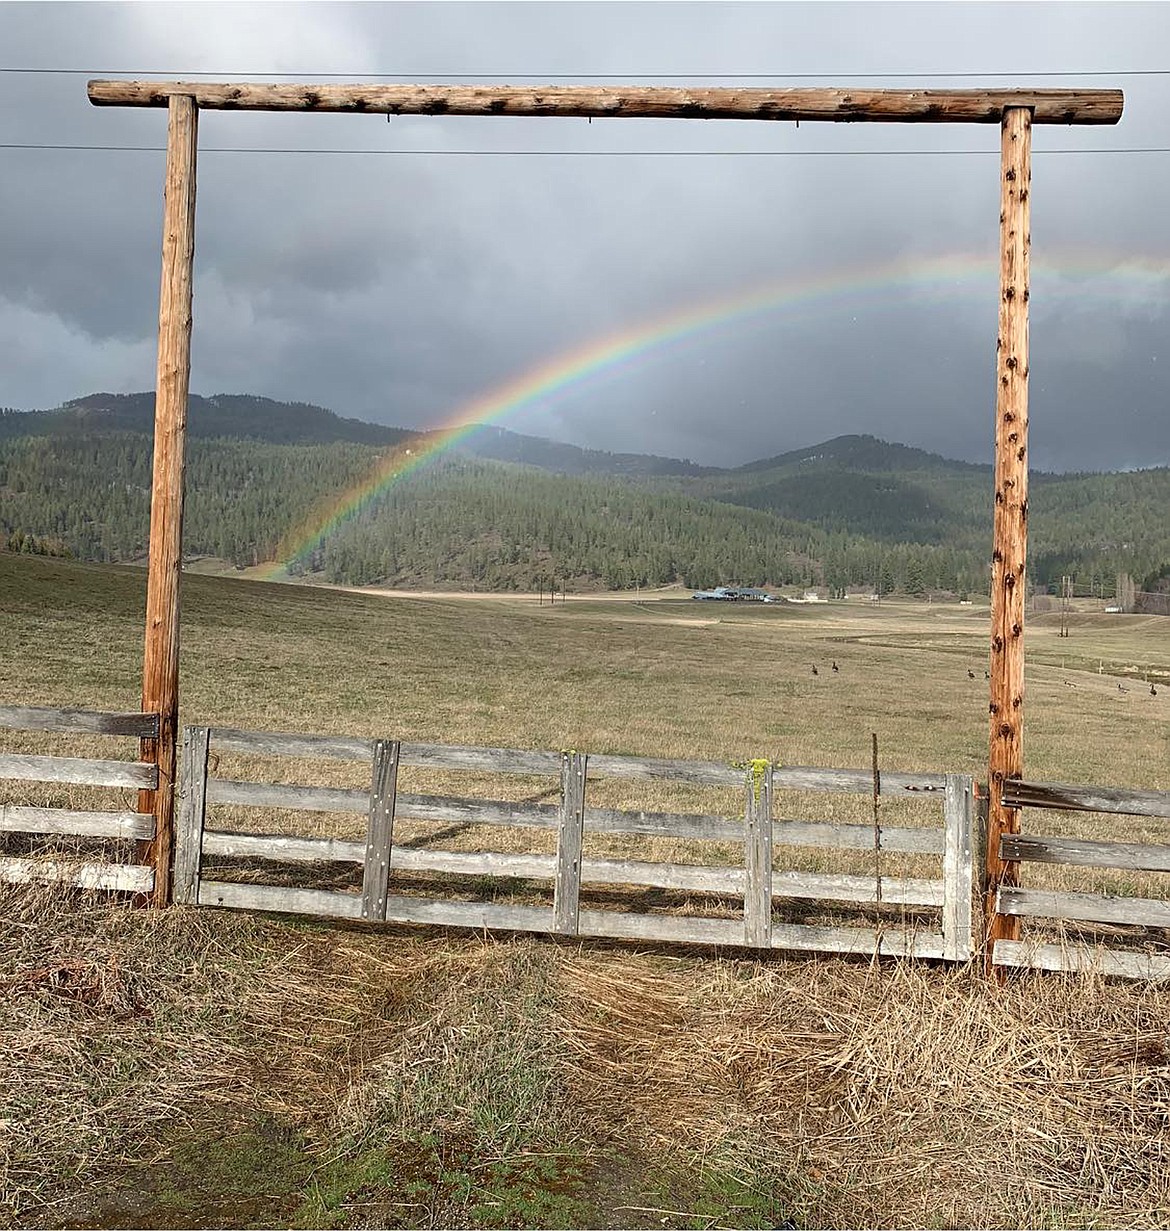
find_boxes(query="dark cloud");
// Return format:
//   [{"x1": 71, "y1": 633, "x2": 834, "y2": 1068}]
[{"x1": 1, "y1": 2, "x2": 1169, "y2": 469}]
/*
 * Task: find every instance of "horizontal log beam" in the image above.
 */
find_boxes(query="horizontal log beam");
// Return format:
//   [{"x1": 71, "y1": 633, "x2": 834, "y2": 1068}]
[
  {"x1": 0, "y1": 805, "x2": 154, "y2": 840},
  {"x1": 1001, "y1": 779, "x2": 1170, "y2": 819},
  {"x1": 0, "y1": 752, "x2": 157, "y2": 789},
  {"x1": 993, "y1": 939, "x2": 1170, "y2": 981},
  {"x1": 0, "y1": 856, "x2": 153, "y2": 893},
  {"x1": 1000, "y1": 833, "x2": 1170, "y2": 873},
  {"x1": 0, "y1": 705, "x2": 159, "y2": 738},
  {"x1": 87, "y1": 81, "x2": 1124, "y2": 125},
  {"x1": 997, "y1": 886, "x2": 1170, "y2": 928}
]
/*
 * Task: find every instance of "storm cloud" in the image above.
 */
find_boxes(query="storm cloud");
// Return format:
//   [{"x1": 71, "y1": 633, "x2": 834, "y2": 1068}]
[{"x1": 2, "y1": 1, "x2": 1168, "y2": 471}]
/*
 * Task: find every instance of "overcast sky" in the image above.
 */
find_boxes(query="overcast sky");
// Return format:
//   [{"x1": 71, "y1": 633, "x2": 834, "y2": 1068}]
[{"x1": 2, "y1": 1, "x2": 1168, "y2": 471}]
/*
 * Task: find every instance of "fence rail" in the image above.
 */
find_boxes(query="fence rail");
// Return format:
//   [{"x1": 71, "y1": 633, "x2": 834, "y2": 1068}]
[
  {"x1": 0, "y1": 705, "x2": 157, "y2": 894},
  {"x1": 994, "y1": 776, "x2": 1170, "y2": 980},
  {"x1": 177, "y1": 724, "x2": 976, "y2": 960}
]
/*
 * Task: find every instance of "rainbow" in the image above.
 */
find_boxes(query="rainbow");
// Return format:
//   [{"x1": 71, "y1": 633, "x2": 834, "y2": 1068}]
[{"x1": 256, "y1": 248, "x2": 1170, "y2": 579}]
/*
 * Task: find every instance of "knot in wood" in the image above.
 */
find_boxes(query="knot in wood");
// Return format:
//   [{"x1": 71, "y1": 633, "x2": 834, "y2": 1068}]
[
  {"x1": 998, "y1": 723, "x2": 1014, "y2": 738},
  {"x1": 1006, "y1": 356, "x2": 1018, "y2": 370}
]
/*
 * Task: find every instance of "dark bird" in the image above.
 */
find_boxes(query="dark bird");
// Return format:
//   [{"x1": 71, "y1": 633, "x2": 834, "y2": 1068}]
[
  {"x1": 832, "y1": 661, "x2": 839, "y2": 673},
  {"x1": 811, "y1": 665, "x2": 819, "y2": 676},
  {"x1": 1152, "y1": 684, "x2": 1159, "y2": 697},
  {"x1": 968, "y1": 670, "x2": 976, "y2": 680}
]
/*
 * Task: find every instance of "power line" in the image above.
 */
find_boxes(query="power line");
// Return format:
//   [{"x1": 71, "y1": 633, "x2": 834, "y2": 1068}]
[
  {"x1": 3, "y1": 142, "x2": 1169, "y2": 156},
  {"x1": 0, "y1": 67, "x2": 1167, "y2": 79}
]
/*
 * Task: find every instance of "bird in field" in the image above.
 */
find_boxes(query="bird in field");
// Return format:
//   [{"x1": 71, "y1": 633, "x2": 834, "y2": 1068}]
[
  {"x1": 1064, "y1": 680, "x2": 1076, "y2": 689},
  {"x1": 1152, "y1": 684, "x2": 1159, "y2": 697},
  {"x1": 1119, "y1": 683, "x2": 1129, "y2": 693},
  {"x1": 811, "y1": 665, "x2": 819, "y2": 676},
  {"x1": 832, "y1": 661, "x2": 839, "y2": 673},
  {"x1": 968, "y1": 669, "x2": 976, "y2": 680}
]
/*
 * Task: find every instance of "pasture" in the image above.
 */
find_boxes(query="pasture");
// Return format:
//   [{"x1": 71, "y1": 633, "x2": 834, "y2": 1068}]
[{"x1": 3, "y1": 551, "x2": 1170, "y2": 1229}]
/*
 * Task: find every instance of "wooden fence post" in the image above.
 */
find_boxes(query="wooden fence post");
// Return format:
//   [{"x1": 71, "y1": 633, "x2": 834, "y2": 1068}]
[
  {"x1": 986, "y1": 105, "x2": 1032, "y2": 969},
  {"x1": 172, "y1": 725, "x2": 208, "y2": 905},
  {"x1": 139, "y1": 93, "x2": 199, "y2": 907},
  {"x1": 554, "y1": 752, "x2": 587, "y2": 935},
  {"x1": 942, "y1": 773, "x2": 976, "y2": 961},
  {"x1": 744, "y1": 761, "x2": 774, "y2": 948},
  {"x1": 361, "y1": 739, "x2": 399, "y2": 922}
]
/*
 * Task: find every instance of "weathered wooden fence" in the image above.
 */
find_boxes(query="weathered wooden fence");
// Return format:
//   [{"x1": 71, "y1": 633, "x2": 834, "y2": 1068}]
[
  {"x1": 0, "y1": 705, "x2": 159, "y2": 893},
  {"x1": 992, "y1": 779, "x2": 1170, "y2": 979},
  {"x1": 175, "y1": 724, "x2": 979, "y2": 959}
]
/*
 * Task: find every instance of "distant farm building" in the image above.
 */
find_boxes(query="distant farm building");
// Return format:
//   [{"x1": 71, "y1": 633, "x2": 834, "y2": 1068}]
[{"x1": 691, "y1": 586, "x2": 776, "y2": 602}]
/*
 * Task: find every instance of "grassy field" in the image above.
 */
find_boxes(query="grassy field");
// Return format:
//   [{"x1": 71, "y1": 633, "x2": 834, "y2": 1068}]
[{"x1": 3, "y1": 551, "x2": 1170, "y2": 1229}]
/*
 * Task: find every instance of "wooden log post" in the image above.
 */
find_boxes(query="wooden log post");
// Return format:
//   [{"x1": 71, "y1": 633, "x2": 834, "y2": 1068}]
[
  {"x1": 138, "y1": 94, "x2": 198, "y2": 907},
  {"x1": 554, "y1": 752, "x2": 587, "y2": 935},
  {"x1": 985, "y1": 105, "x2": 1031, "y2": 969}
]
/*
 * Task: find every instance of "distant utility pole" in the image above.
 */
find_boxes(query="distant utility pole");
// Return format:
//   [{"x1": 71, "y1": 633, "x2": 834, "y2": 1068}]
[{"x1": 1059, "y1": 575, "x2": 1072, "y2": 638}]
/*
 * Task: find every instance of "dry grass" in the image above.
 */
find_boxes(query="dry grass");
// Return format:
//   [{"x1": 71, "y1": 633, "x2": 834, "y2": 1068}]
[
  {"x1": 4, "y1": 884, "x2": 1170, "y2": 1228},
  {"x1": 3, "y1": 553, "x2": 1170, "y2": 1225}
]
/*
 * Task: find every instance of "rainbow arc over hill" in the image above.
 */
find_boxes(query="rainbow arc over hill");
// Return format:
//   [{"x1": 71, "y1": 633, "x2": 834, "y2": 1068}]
[{"x1": 257, "y1": 248, "x2": 1170, "y2": 579}]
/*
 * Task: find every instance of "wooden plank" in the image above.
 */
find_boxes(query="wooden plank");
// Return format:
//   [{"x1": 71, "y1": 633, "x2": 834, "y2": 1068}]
[
  {"x1": 1001, "y1": 781, "x2": 1170, "y2": 820},
  {"x1": 396, "y1": 794, "x2": 561, "y2": 829},
  {"x1": 88, "y1": 81, "x2": 1124, "y2": 125},
  {"x1": 997, "y1": 887, "x2": 1170, "y2": 928},
  {"x1": 0, "y1": 753, "x2": 156, "y2": 789},
  {"x1": 382, "y1": 895, "x2": 554, "y2": 933},
  {"x1": 772, "y1": 870, "x2": 944, "y2": 907},
  {"x1": 401, "y1": 743, "x2": 560, "y2": 776},
  {"x1": 210, "y1": 727, "x2": 373, "y2": 761},
  {"x1": 775, "y1": 820, "x2": 944, "y2": 855},
  {"x1": 993, "y1": 940, "x2": 1170, "y2": 981},
  {"x1": 205, "y1": 779, "x2": 370, "y2": 812},
  {"x1": 0, "y1": 805, "x2": 154, "y2": 840},
  {"x1": 0, "y1": 856, "x2": 153, "y2": 894},
  {"x1": 578, "y1": 909, "x2": 744, "y2": 947},
  {"x1": 361, "y1": 740, "x2": 399, "y2": 922},
  {"x1": 139, "y1": 92, "x2": 199, "y2": 908},
  {"x1": 1000, "y1": 833, "x2": 1170, "y2": 873},
  {"x1": 772, "y1": 923, "x2": 947, "y2": 960},
  {"x1": 202, "y1": 830, "x2": 365, "y2": 863},
  {"x1": 198, "y1": 831, "x2": 745, "y2": 892},
  {"x1": 586, "y1": 754, "x2": 741, "y2": 786},
  {"x1": 198, "y1": 879, "x2": 363, "y2": 918},
  {"x1": 554, "y1": 752, "x2": 587, "y2": 935},
  {"x1": 0, "y1": 706, "x2": 160, "y2": 738},
  {"x1": 173, "y1": 726, "x2": 209, "y2": 905},
  {"x1": 208, "y1": 727, "x2": 561, "y2": 775},
  {"x1": 743, "y1": 764, "x2": 773, "y2": 948},
  {"x1": 773, "y1": 767, "x2": 947, "y2": 795},
  {"x1": 986, "y1": 105, "x2": 1032, "y2": 966},
  {"x1": 943, "y1": 774, "x2": 977, "y2": 961}
]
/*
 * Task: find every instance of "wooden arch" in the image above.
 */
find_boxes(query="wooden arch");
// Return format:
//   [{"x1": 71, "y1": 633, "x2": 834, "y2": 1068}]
[{"x1": 87, "y1": 80, "x2": 1123, "y2": 962}]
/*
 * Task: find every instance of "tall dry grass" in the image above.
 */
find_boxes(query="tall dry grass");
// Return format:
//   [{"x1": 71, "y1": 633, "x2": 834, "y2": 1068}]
[{"x1": 4, "y1": 882, "x2": 1170, "y2": 1228}]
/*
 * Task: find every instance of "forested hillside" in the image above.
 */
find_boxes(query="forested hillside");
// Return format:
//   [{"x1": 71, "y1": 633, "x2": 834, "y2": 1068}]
[{"x1": 2, "y1": 397, "x2": 1168, "y2": 597}]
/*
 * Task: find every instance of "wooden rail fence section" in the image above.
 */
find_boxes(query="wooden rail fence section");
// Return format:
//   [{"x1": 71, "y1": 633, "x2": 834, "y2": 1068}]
[
  {"x1": 0, "y1": 705, "x2": 159, "y2": 894},
  {"x1": 175, "y1": 724, "x2": 977, "y2": 959},
  {"x1": 994, "y1": 777, "x2": 1170, "y2": 980}
]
